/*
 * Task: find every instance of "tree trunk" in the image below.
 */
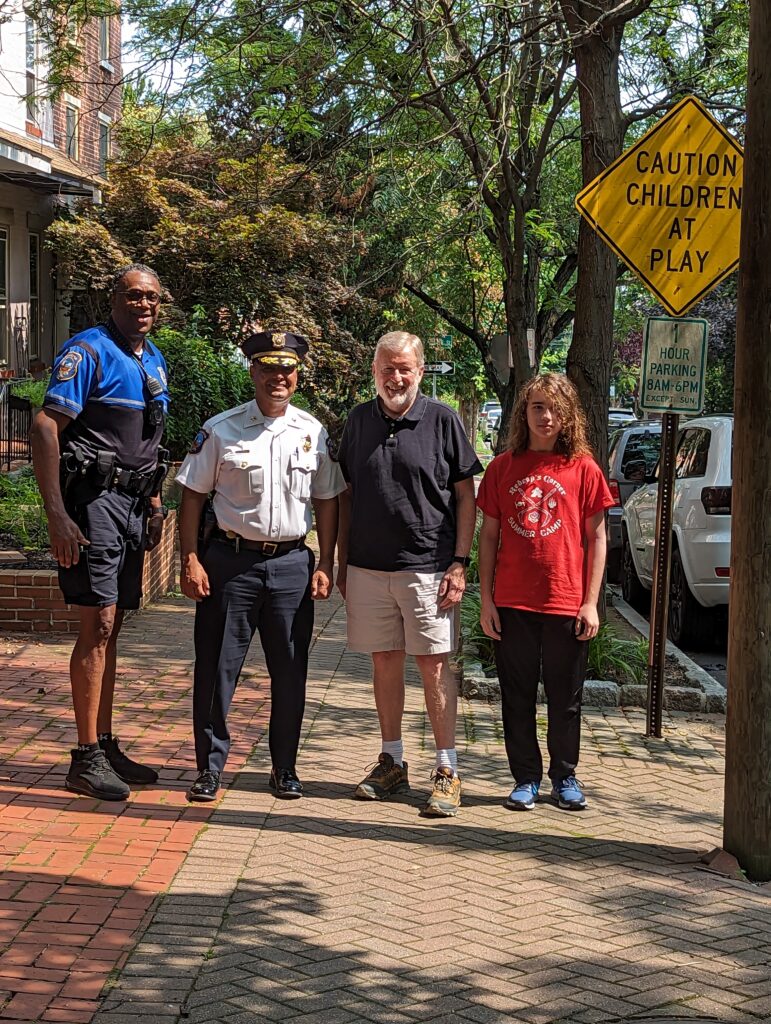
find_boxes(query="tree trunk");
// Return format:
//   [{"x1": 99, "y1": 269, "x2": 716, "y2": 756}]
[
  {"x1": 561, "y1": 6, "x2": 625, "y2": 466},
  {"x1": 722, "y1": 0, "x2": 771, "y2": 882}
]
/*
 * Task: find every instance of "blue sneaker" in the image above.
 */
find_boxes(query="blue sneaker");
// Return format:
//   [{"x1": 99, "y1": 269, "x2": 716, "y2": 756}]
[
  {"x1": 550, "y1": 776, "x2": 587, "y2": 810},
  {"x1": 505, "y1": 782, "x2": 540, "y2": 811}
]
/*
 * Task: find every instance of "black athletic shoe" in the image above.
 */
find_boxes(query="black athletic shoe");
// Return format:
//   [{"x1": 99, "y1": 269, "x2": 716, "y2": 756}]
[
  {"x1": 269, "y1": 767, "x2": 303, "y2": 799},
  {"x1": 65, "y1": 748, "x2": 130, "y2": 801},
  {"x1": 187, "y1": 769, "x2": 221, "y2": 802},
  {"x1": 99, "y1": 735, "x2": 158, "y2": 785}
]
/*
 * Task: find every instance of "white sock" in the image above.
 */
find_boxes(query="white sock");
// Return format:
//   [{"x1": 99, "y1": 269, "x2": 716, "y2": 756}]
[
  {"x1": 436, "y1": 748, "x2": 458, "y2": 775},
  {"x1": 382, "y1": 739, "x2": 404, "y2": 766}
]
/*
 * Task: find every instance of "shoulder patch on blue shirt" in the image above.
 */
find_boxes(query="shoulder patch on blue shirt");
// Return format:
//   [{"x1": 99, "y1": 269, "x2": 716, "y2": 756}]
[{"x1": 56, "y1": 350, "x2": 83, "y2": 382}]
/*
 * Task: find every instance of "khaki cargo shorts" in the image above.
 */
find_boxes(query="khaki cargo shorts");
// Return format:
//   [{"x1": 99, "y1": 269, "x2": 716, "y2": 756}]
[{"x1": 345, "y1": 565, "x2": 457, "y2": 656}]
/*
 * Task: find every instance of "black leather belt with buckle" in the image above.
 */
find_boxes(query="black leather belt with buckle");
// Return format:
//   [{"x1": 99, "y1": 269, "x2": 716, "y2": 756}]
[{"x1": 212, "y1": 529, "x2": 306, "y2": 556}]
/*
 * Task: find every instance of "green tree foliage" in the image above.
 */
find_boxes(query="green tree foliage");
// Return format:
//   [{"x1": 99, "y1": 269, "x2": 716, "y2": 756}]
[
  {"x1": 152, "y1": 327, "x2": 254, "y2": 460},
  {"x1": 120, "y1": 0, "x2": 747, "y2": 441},
  {"x1": 45, "y1": 140, "x2": 382, "y2": 436}
]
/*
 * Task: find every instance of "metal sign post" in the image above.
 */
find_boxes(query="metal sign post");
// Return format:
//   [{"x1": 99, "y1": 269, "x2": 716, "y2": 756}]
[
  {"x1": 424, "y1": 361, "x2": 454, "y2": 399},
  {"x1": 639, "y1": 316, "x2": 708, "y2": 735},
  {"x1": 575, "y1": 97, "x2": 738, "y2": 743},
  {"x1": 646, "y1": 411, "x2": 679, "y2": 737}
]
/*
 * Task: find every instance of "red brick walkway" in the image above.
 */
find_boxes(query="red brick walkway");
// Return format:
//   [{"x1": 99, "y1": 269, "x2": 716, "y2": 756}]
[{"x1": 0, "y1": 598, "x2": 269, "y2": 1023}]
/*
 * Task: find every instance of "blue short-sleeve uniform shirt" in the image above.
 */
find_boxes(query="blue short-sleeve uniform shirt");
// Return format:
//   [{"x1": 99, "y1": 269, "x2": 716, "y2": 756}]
[{"x1": 44, "y1": 321, "x2": 169, "y2": 472}]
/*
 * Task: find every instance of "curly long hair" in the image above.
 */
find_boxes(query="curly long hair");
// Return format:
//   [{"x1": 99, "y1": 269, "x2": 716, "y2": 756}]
[{"x1": 507, "y1": 373, "x2": 593, "y2": 459}]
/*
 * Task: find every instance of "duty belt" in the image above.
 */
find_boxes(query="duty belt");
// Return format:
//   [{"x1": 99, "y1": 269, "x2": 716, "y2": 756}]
[
  {"x1": 212, "y1": 529, "x2": 306, "y2": 556},
  {"x1": 112, "y1": 466, "x2": 157, "y2": 498}
]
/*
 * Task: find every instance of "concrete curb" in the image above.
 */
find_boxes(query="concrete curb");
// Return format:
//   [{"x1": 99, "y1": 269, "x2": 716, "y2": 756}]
[
  {"x1": 461, "y1": 597, "x2": 726, "y2": 712},
  {"x1": 612, "y1": 595, "x2": 726, "y2": 712}
]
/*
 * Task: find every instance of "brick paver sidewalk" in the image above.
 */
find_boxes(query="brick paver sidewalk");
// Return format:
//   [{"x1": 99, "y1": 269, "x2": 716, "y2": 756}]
[
  {"x1": 0, "y1": 596, "x2": 336, "y2": 1024},
  {"x1": 3, "y1": 595, "x2": 771, "y2": 1024}
]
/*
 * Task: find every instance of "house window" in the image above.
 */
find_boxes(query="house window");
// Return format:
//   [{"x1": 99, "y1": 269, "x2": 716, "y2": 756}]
[
  {"x1": 98, "y1": 117, "x2": 111, "y2": 175},
  {"x1": 25, "y1": 18, "x2": 37, "y2": 126},
  {"x1": 29, "y1": 234, "x2": 40, "y2": 359},
  {"x1": 0, "y1": 229, "x2": 8, "y2": 366},
  {"x1": 99, "y1": 17, "x2": 110, "y2": 63},
  {"x1": 65, "y1": 104, "x2": 79, "y2": 160},
  {"x1": 26, "y1": 73, "x2": 37, "y2": 124}
]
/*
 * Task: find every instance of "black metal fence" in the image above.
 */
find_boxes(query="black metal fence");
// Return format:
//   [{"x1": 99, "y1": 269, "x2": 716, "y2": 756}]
[{"x1": 0, "y1": 380, "x2": 32, "y2": 471}]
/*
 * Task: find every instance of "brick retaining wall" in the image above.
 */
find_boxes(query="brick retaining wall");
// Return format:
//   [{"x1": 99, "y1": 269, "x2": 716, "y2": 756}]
[{"x1": 0, "y1": 511, "x2": 177, "y2": 633}]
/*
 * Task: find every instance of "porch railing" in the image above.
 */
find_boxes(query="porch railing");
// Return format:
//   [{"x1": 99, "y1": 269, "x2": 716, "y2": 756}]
[{"x1": 0, "y1": 380, "x2": 33, "y2": 471}]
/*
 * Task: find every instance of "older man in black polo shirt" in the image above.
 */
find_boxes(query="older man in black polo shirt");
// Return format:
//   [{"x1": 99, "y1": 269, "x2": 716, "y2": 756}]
[{"x1": 337, "y1": 331, "x2": 481, "y2": 817}]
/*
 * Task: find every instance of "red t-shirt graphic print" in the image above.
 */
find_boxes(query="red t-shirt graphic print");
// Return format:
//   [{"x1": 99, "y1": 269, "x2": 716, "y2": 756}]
[{"x1": 476, "y1": 450, "x2": 614, "y2": 616}]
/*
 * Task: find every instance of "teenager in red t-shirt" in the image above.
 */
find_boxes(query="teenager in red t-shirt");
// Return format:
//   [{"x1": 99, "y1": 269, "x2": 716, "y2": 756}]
[{"x1": 477, "y1": 374, "x2": 614, "y2": 811}]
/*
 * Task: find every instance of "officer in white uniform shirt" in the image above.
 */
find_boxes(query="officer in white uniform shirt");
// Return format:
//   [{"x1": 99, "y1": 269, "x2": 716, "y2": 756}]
[{"x1": 176, "y1": 330, "x2": 345, "y2": 802}]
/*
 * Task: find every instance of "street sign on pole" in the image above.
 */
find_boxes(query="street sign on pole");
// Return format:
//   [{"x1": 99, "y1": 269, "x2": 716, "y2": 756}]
[
  {"x1": 441, "y1": 334, "x2": 453, "y2": 349},
  {"x1": 575, "y1": 96, "x2": 744, "y2": 317},
  {"x1": 640, "y1": 317, "x2": 708, "y2": 414},
  {"x1": 574, "y1": 97, "x2": 743, "y2": 738},
  {"x1": 424, "y1": 362, "x2": 454, "y2": 375}
]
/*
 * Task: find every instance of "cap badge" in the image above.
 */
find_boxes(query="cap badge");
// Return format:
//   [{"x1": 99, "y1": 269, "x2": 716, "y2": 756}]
[{"x1": 272, "y1": 331, "x2": 287, "y2": 349}]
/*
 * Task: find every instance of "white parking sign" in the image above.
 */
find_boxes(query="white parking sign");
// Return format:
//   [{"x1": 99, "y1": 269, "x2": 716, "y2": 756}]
[{"x1": 640, "y1": 317, "x2": 708, "y2": 414}]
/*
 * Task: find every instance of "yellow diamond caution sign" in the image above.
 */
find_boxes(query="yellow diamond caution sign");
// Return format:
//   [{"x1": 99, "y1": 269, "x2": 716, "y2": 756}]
[{"x1": 575, "y1": 96, "x2": 743, "y2": 317}]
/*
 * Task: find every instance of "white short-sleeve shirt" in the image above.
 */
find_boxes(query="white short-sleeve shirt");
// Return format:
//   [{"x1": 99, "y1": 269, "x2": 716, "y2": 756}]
[{"x1": 176, "y1": 400, "x2": 346, "y2": 541}]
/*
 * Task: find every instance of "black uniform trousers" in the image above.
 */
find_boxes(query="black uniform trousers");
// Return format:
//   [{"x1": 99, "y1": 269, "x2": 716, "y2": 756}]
[
  {"x1": 193, "y1": 539, "x2": 315, "y2": 774},
  {"x1": 494, "y1": 607, "x2": 589, "y2": 785}
]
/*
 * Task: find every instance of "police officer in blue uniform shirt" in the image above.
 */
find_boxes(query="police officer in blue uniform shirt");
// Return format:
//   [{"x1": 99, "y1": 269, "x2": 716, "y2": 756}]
[
  {"x1": 31, "y1": 264, "x2": 170, "y2": 802},
  {"x1": 176, "y1": 330, "x2": 346, "y2": 802}
]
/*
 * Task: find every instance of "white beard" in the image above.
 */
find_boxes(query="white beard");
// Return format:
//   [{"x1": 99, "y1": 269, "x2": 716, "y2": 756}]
[{"x1": 377, "y1": 380, "x2": 420, "y2": 416}]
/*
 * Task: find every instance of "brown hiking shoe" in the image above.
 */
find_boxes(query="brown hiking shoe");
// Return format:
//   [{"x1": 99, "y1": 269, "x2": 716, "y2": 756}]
[
  {"x1": 354, "y1": 753, "x2": 410, "y2": 800},
  {"x1": 422, "y1": 768, "x2": 462, "y2": 817}
]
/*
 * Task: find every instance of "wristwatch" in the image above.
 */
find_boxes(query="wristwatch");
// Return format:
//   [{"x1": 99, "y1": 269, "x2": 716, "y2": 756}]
[
  {"x1": 150, "y1": 504, "x2": 169, "y2": 520},
  {"x1": 452, "y1": 555, "x2": 471, "y2": 568}
]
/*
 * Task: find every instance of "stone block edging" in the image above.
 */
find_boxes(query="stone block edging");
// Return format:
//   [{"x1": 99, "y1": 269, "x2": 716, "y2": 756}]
[
  {"x1": 462, "y1": 596, "x2": 725, "y2": 712},
  {"x1": 0, "y1": 510, "x2": 177, "y2": 633}
]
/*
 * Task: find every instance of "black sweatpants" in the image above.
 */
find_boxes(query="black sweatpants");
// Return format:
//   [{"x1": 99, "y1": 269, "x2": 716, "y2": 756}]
[
  {"x1": 495, "y1": 607, "x2": 589, "y2": 785},
  {"x1": 193, "y1": 540, "x2": 315, "y2": 774}
]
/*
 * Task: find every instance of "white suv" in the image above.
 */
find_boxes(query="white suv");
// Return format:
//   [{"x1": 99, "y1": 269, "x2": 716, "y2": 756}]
[{"x1": 621, "y1": 414, "x2": 732, "y2": 647}]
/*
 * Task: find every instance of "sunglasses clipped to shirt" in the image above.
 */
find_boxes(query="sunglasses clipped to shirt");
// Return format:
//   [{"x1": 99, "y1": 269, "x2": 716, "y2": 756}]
[{"x1": 117, "y1": 288, "x2": 163, "y2": 306}]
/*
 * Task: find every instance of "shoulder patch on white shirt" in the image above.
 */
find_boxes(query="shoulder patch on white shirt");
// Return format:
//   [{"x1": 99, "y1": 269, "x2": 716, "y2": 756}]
[{"x1": 189, "y1": 428, "x2": 209, "y2": 454}]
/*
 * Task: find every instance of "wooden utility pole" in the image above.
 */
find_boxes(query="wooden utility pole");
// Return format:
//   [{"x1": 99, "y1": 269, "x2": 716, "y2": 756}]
[{"x1": 723, "y1": 0, "x2": 771, "y2": 882}]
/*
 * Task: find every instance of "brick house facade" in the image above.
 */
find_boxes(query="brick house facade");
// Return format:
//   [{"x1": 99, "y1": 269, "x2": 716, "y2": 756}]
[{"x1": 0, "y1": 9, "x2": 122, "y2": 374}]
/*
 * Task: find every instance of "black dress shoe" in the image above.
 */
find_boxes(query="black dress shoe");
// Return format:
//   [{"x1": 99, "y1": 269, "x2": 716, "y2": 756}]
[
  {"x1": 269, "y1": 767, "x2": 303, "y2": 799},
  {"x1": 187, "y1": 769, "x2": 221, "y2": 802}
]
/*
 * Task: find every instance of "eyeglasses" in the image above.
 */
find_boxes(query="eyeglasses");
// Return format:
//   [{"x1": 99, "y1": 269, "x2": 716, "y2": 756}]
[
  {"x1": 117, "y1": 288, "x2": 162, "y2": 306},
  {"x1": 378, "y1": 366, "x2": 418, "y2": 378}
]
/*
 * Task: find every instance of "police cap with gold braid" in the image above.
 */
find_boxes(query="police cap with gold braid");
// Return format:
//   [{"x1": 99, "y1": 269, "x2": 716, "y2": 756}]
[{"x1": 242, "y1": 330, "x2": 309, "y2": 369}]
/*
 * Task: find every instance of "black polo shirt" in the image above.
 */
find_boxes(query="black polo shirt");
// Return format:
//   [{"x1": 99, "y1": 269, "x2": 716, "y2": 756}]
[{"x1": 338, "y1": 395, "x2": 482, "y2": 572}]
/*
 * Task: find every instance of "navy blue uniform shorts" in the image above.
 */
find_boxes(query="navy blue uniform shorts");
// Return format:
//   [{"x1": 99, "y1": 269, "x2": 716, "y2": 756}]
[{"x1": 58, "y1": 489, "x2": 147, "y2": 609}]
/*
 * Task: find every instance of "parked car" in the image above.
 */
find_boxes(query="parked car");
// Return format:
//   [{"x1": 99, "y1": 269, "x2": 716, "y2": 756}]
[
  {"x1": 486, "y1": 412, "x2": 501, "y2": 450},
  {"x1": 608, "y1": 406, "x2": 638, "y2": 433},
  {"x1": 478, "y1": 400, "x2": 501, "y2": 434},
  {"x1": 606, "y1": 422, "x2": 662, "y2": 579},
  {"x1": 621, "y1": 414, "x2": 732, "y2": 647}
]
